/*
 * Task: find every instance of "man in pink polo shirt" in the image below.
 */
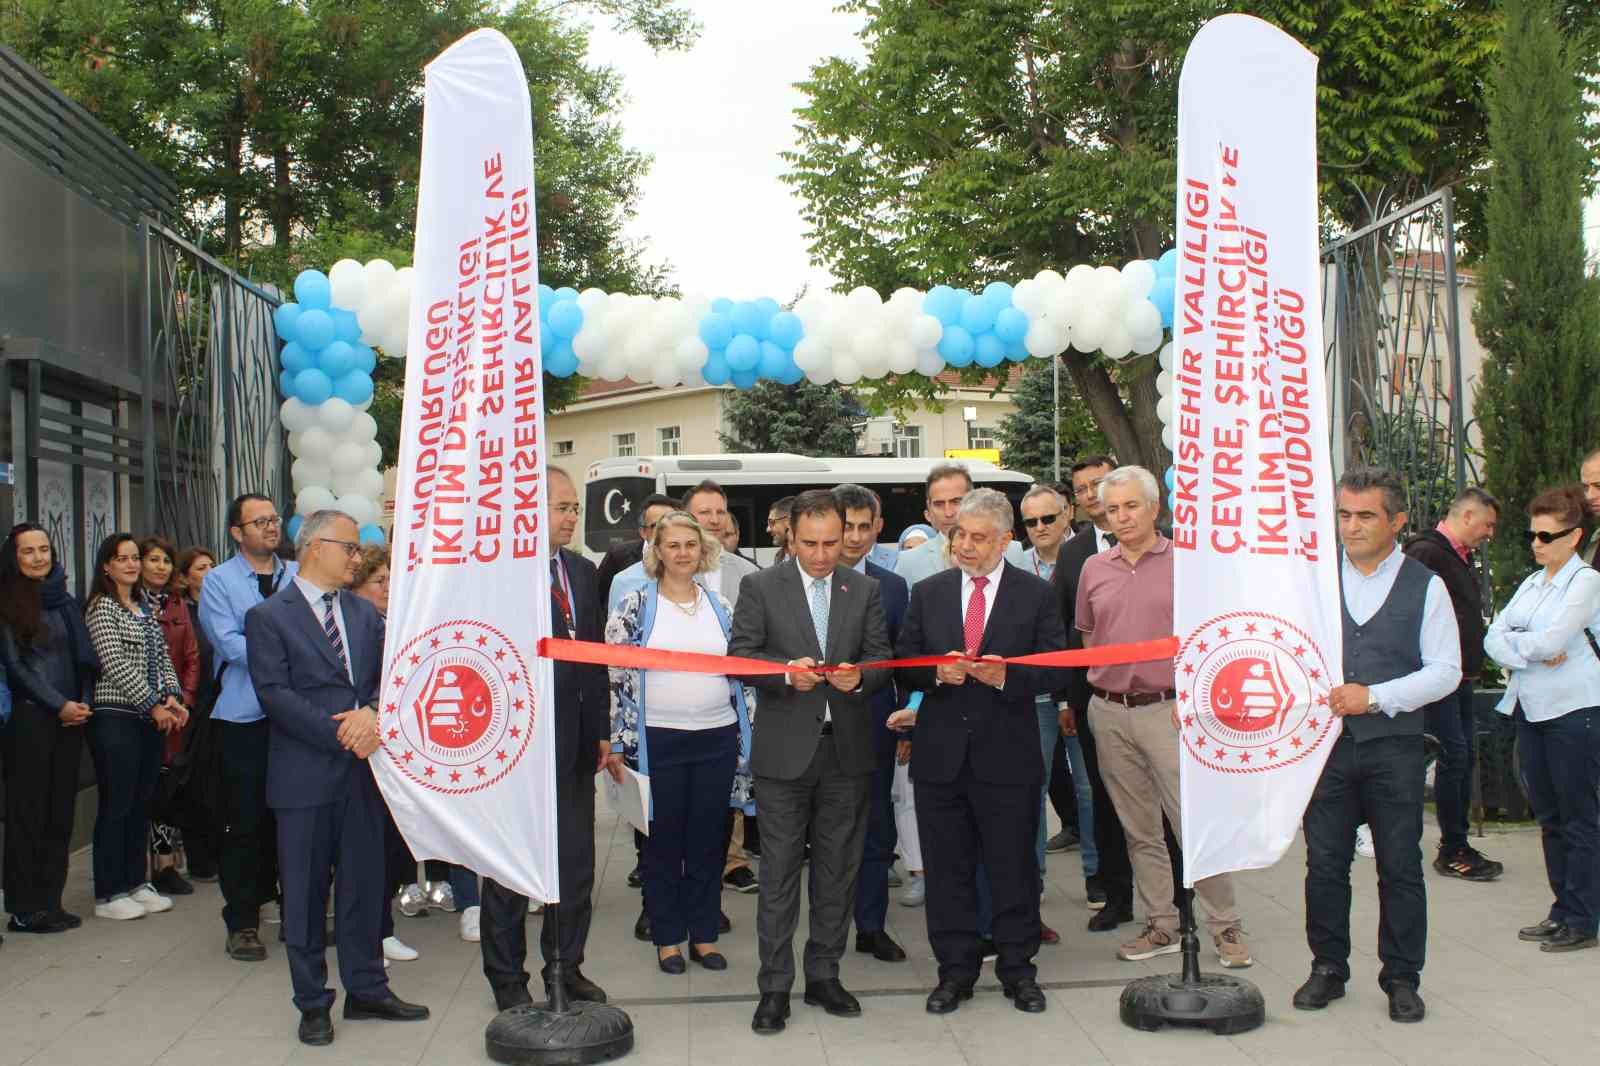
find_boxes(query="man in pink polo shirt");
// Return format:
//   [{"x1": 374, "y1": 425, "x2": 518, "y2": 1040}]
[{"x1": 1075, "y1": 466, "x2": 1252, "y2": 969}]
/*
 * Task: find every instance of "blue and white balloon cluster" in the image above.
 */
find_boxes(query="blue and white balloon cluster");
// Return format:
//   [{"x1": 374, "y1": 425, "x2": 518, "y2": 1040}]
[{"x1": 272, "y1": 261, "x2": 410, "y2": 546}]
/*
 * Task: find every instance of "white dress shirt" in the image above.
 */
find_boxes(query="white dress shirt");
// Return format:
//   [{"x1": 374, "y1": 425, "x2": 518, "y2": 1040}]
[
  {"x1": 295, "y1": 574, "x2": 354, "y2": 683},
  {"x1": 1484, "y1": 554, "x2": 1600, "y2": 722},
  {"x1": 1093, "y1": 526, "x2": 1118, "y2": 554},
  {"x1": 1339, "y1": 547, "x2": 1461, "y2": 716}
]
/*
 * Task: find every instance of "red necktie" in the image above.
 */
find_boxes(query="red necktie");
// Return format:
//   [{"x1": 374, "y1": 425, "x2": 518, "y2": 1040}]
[
  {"x1": 551, "y1": 557, "x2": 574, "y2": 631},
  {"x1": 963, "y1": 575, "x2": 989, "y2": 656}
]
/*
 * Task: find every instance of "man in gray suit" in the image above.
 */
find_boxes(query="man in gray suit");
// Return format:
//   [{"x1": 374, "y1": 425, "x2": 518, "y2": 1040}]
[{"x1": 729, "y1": 489, "x2": 893, "y2": 1035}]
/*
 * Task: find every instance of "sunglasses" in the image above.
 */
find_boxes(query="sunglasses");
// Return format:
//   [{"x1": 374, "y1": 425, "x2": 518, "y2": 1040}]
[
  {"x1": 1523, "y1": 526, "x2": 1581, "y2": 545},
  {"x1": 1022, "y1": 512, "x2": 1062, "y2": 529}
]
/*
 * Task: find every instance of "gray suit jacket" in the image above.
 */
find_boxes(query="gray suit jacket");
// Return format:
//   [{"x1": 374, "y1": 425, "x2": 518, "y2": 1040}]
[{"x1": 727, "y1": 558, "x2": 892, "y2": 780}]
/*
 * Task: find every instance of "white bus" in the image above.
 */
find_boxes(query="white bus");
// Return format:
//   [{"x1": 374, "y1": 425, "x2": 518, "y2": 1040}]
[{"x1": 581, "y1": 453, "x2": 1037, "y2": 560}]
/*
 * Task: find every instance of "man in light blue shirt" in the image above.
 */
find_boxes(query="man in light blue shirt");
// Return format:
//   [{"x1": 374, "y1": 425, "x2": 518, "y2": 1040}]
[
  {"x1": 198, "y1": 493, "x2": 298, "y2": 962},
  {"x1": 894, "y1": 462, "x2": 1024, "y2": 588}
]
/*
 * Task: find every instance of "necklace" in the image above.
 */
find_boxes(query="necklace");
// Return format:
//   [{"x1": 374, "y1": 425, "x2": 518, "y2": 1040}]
[{"x1": 663, "y1": 586, "x2": 702, "y2": 616}]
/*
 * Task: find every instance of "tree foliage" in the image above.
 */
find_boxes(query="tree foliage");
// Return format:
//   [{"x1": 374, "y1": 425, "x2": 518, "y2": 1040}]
[
  {"x1": 719, "y1": 382, "x2": 865, "y2": 457},
  {"x1": 783, "y1": 0, "x2": 1600, "y2": 470},
  {"x1": 994, "y1": 358, "x2": 1106, "y2": 484},
  {"x1": 1472, "y1": 0, "x2": 1600, "y2": 591}
]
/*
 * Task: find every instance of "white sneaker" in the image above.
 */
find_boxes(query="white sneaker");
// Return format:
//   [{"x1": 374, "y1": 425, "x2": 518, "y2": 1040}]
[
  {"x1": 460, "y1": 905, "x2": 481, "y2": 942},
  {"x1": 1355, "y1": 824, "x2": 1376, "y2": 859},
  {"x1": 95, "y1": 896, "x2": 147, "y2": 921},
  {"x1": 899, "y1": 873, "x2": 926, "y2": 907},
  {"x1": 130, "y1": 884, "x2": 174, "y2": 914},
  {"x1": 383, "y1": 935, "x2": 418, "y2": 961}
]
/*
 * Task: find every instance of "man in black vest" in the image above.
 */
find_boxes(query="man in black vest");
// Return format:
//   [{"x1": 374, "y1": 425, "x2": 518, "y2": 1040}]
[
  {"x1": 1404, "y1": 486, "x2": 1503, "y2": 881},
  {"x1": 1295, "y1": 467, "x2": 1461, "y2": 1024}
]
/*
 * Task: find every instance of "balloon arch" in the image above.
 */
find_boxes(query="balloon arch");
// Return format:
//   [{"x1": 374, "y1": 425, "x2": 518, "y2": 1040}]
[{"x1": 271, "y1": 251, "x2": 1185, "y2": 544}]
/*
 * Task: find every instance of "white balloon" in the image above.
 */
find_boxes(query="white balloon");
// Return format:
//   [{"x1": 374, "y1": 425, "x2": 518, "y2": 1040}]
[
  {"x1": 856, "y1": 344, "x2": 888, "y2": 380},
  {"x1": 331, "y1": 441, "x2": 368, "y2": 474},
  {"x1": 1159, "y1": 340, "x2": 1176, "y2": 372},
  {"x1": 328, "y1": 259, "x2": 368, "y2": 310},
  {"x1": 1012, "y1": 278, "x2": 1045, "y2": 317},
  {"x1": 279, "y1": 397, "x2": 316, "y2": 433},
  {"x1": 1131, "y1": 326, "x2": 1164, "y2": 357},
  {"x1": 792, "y1": 337, "x2": 826, "y2": 372},
  {"x1": 1125, "y1": 299, "x2": 1162, "y2": 341},
  {"x1": 356, "y1": 298, "x2": 388, "y2": 341},
  {"x1": 888, "y1": 287, "x2": 923, "y2": 312},
  {"x1": 1034, "y1": 269, "x2": 1065, "y2": 288},
  {"x1": 909, "y1": 314, "x2": 943, "y2": 350},
  {"x1": 651, "y1": 363, "x2": 680, "y2": 390},
  {"x1": 356, "y1": 399, "x2": 373, "y2": 413},
  {"x1": 1070, "y1": 307, "x2": 1109, "y2": 353},
  {"x1": 832, "y1": 354, "x2": 862, "y2": 385},
  {"x1": 577, "y1": 288, "x2": 609, "y2": 312},
  {"x1": 1101, "y1": 323, "x2": 1133, "y2": 361},
  {"x1": 331, "y1": 469, "x2": 366, "y2": 497},
  {"x1": 914, "y1": 349, "x2": 946, "y2": 377},
  {"x1": 295, "y1": 486, "x2": 337, "y2": 517},
  {"x1": 358, "y1": 468, "x2": 387, "y2": 499},
  {"x1": 886, "y1": 340, "x2": 919, "y2": 375},
  {"x1": 674, "y1": 337, "x2": 709, "y2": 372},
  {"x1": 286, "y1": 431, "x2": 304, "y2": 457},
  {"x1": 316, "y1": 397, "x2": 355, "y2": 433},
  {"x1": 1064, "y1": 264, "x2": 1096, "y2": 293},
  {"x1": 347, "y1": 412, "x2": 379, "y2": 443},
  {"x1": 571, "y1": 325, "x2": 606, "y2": 361},
  {"x1": 337, "y1": 494, "x2": 378, "y2": 527},
  {"x1": 393, "y1": 266, "x2": 414, "y2": 289},
  {"x1": 1156, "y1": 395, "x2": 1173, "y2": 424},
  {"x1": 297, "y1": 427, "x2": 334, "y2": 460},
  {"x1": 364, "y1": 259, "x2": 397, "y2": 288},
  {"x1": 1161, "y1": 421, "x2": 1176, "y2": 451},
  {"x1": 363, "y1": 441, "x2": 384, "y2": 469},
  {"x1": 1156, "y1": 369, "x2": 1174, "y2": 397},
  {"x1": 598, "y1": 356, "x2": 629, "y2": 382},
  {"x1": 291, "y1": 458, "x2": 331, "y2": 491},
  {"x1": 805, "y1": 365, "x2": 836, "y2": 386},
  {"x1": 1121, "y1": 259, "x2": 1156, "y2": 301},
  {"x1": 847, "y1": 285, "x2": 882, "y2": 311}
]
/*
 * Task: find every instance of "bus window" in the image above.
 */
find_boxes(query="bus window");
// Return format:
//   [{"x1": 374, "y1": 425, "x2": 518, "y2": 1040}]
[{"x1": 585, "y1": 475, "x2": 657, "y2": 553}]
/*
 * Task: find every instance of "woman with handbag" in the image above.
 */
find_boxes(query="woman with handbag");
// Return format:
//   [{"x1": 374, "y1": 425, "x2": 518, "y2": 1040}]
[
  {"x1": 1485, "y1": 484, "x2": 1600, "y2": 954},
  {"x1": 141, "y1": 535, "x2": 201, "y2": 897},
  {"x1": 604, "y1": 510, "x2": 753, "y2": 974}
]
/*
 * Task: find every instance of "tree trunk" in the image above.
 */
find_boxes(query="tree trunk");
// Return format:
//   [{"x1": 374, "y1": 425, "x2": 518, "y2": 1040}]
[{"x1": 273, "y1": 145, "x2": 293, "y2": 251}]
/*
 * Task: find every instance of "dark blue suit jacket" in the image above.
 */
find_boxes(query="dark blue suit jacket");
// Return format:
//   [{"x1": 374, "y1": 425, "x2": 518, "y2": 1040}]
[
  {"x1": 864, "y1": 559, "x2": 908, "y2": 754},
  {"x1": 246, "y1": 582, "x2": 383, "y2": 810}
]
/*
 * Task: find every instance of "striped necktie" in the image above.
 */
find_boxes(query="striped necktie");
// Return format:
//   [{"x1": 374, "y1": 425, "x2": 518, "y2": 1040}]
[{"x1": 321, "y1": 592, "x2": 349, "y2": 672}]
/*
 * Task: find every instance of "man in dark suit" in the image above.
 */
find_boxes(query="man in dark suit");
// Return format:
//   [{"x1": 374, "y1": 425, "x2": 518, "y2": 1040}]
[
  {"x1": 246, "y1": 509, "x2": 428, "y2": 1047},
  {"x1": 596, "y1": 492, "x2": 677, "y2": 608},
  {"x1": 729, "y1": 489, "x2": 893, "y2": 1035},
  {"x1": 481, "y1": 465, "x2": 611, "y2": 1010},
  {"x1": 836, "y1": 484, "x2": 910, "y2": 963},
  {"x1": 897, "y1": 488, "x2": 1067, "y2": 1016}
]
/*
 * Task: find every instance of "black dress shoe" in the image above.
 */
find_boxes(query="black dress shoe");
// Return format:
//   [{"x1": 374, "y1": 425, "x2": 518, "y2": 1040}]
[
  {"x1": 627, "y1": 864, "x2": 643, "y2": 888},
  {"x1": 719, "y1": 910, "x2": 732, "y2": 934},
  {"x1": 298, "y1": 1008, "x2": 334, "y2": 1046},
  {"x1": 1004, "y1": 978, "x2": 1048, "y2": 1013},
  {"x1": 690, "y1": 945, "x2": 728, "y2": 970},
  {"x1": 634, "y1": 909, "x2": 652, "y2": 942},
  {"x1": 1519, "y1": 918, "x2": 1564, "y2": 941},
  {"x1": 151, "y1": 867, "x2": 195, "y2": 896},
  {"x1": 565, "y1": 968, "x2": 608, "y2": 1003},
  {"x1": 803, "y1": 978, "x2": 861, "y2": 1017},
  {"x1": 1087, "y1": 906, "x2": 1133, "y2": 932},
  {"x1": 343, "y1": 993, "x2": 430, "y2": 1021},
  {"x1": 855, "y1": 930, "x2": 907, "y2": 962},
  {"x1": 1540, "y1": 926, "x2": 1598, "y2": 953},
  {"x1": 51, "y1": 909, "x2": 83, "y2": 929},
  {"x1": 1292, "y1": 969, "x2": 1346, "y2": 1010},
  {"x1": 494, "y1": 986, "x2": 533, "y2": 1012},
  {"x1": 6, "y1": 910, "x2": 70, "y2": 934},
  {"x1": 658, "y1": 950, "x2": 687, "y2": 975},
  {"x1": 1387, "y1": 984, "x2": 1425, "y2": 1023},
  {"x1": 751, "y1": 991, "x2": 790, "y2": 1034},
  {"x1": 226, "y1": 929, "x2": 267, "y2": 961},
  {"x1": 925, "y1": 981, "x2": 974, "y2": 1014}
]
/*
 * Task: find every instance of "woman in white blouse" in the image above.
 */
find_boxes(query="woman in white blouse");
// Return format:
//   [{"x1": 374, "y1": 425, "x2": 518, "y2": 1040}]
[
  {"x1": 604, "y1": 511, "x2": 753, "y2": 975},
  {"x1": 1484, "y1": 485, "x2": 1600, "y2": 954}
]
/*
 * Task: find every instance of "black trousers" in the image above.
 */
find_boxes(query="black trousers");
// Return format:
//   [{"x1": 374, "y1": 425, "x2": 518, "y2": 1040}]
[
  {"x1": 217, "y1": 720, "x2": 278, "y2": 932},
  {"x1": 1047, "y1": 733, "x2": 1077, "y2": 831},
  {"x1": 1304, "y1": 733, "x2": 1426, "y2": 991},
  {"x1": 481, "y1": 764, "x2": 596, "y2": 999},
  {"x1": 1, "y1": 700, "x2": 84, "y2": 915},
  {"x1": 642, "y1": 724, "x2": 738, "y2": 946},
  {"x1": 854, "y1": 736, "x2": 899, "y2": 934},
  {"x1": 275, "y1": 768, "x2": 390, "y2": 1012},
  {"x1": 917, "y1": 757, "x2": 1040, "y2": 989},
  {"x1": 87, "y1": 713, "x2": 162, "y2": 900},
  {"x1": 381, "y1": 805, "x2": 417, "y2": 940}
]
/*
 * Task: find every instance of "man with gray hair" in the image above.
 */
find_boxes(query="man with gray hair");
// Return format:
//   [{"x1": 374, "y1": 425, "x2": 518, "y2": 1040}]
[{"x1": 1075, "y1": 466, "x2": 1253, "y2": 970}]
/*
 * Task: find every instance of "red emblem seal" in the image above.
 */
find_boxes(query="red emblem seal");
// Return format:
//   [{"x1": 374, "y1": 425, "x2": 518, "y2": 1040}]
[
  {"x1": 381, "y1": 619, "x2": 534, "y2": 794},
  {"x1": 1177, "y1": 612, "x2": 1335, "y2": 774}
]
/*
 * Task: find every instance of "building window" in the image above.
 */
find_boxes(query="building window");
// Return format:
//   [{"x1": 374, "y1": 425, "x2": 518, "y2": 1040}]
[
  {"x1": 612, "y1": 432, "x2": 636, "y2": 457},
  {"x1": 657, "y1": 425, "x2": 681, "y2": 456},
  {"x1": 553, "y1": 440, "x2": 574, "y2": 457},
  {"x1": 894, "y1": 424, "x2": 922, "y2": 458},
  {"x1": 968, "y1": 423, "x2": 996, "y2": 450}
]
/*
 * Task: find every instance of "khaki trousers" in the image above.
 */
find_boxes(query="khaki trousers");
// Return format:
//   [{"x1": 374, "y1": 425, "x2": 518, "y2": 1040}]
[{"x1": 1088, "y1": 695, "x2": 1239, "y2": 935}]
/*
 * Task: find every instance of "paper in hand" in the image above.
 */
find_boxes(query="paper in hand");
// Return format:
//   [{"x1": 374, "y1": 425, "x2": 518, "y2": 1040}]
[{"x1": 599, "y1": 765, "x2": 651, "y2": 836}]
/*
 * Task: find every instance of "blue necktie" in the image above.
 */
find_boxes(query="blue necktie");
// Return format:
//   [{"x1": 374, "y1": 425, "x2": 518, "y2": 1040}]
[
  {"x1": 321, "y1": 592, "x2": 349, "y2": 672},
  {"x1": 809, "y1": 577, "x2": 829, "y2": 657}
]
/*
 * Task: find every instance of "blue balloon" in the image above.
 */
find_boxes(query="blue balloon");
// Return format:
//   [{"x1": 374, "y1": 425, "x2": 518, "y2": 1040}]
[
  {"x1": 938, "y1": 324, "x2": 975, "y2": 366},
  {"x1": 757, "y1": 340, "x2": 790, "y2": 379},
  {"x1": 725, "y1": 334, "x2": 761, "y2": 372},
  {"x1": 293, "y1": 368, "x2": 333, "y2": 406},
  {"x1": 699, "y1": 312, "x2": 734, "y2": 350},
  {"x1": 1156, "y1": 248, "x2": 1179, "y2": 278},
  {"x1": 1150, "y1": 276, "x2": 1177, "y2": 329},
  {"x1": 358, "y1": 523, "x2": 387, "y2": 547},
  {"x1": 981, "y1": 281, "x2": 1015, "y2": 304},
  {"x1": 777, "y1": 363, "x2": 806, "y2": 385},
  {"x1": 768, "y1": 311, "x2": 804, "y2": 350},
  {"x1": 546, "y1": 339, "x2": 578, "y2": 378},
  {"x1": 293, "y1": 270, "x2": 332, "y2": 310},
  {"x1": 295, "y1": 309, "x2": 336, "y2": 351},
  {"x1": 279, "y1": 370, "x2": 295, "y2": 396},
  {"x1": 318, "y1": 341, "x2": 358, "y2": 378},
  {"x1": 1004, "y1": 337, "x2": 1030, "y2": 362},
  {"x1": 974, "y1": 334, "x2": 1006, "y2": 368},
  {"x1": 730, "y1": 367, "x2": 759, "y2": 390},
  {"x1": 273, "y1": 302, "x2": 302, "y2": 342},
  {"x1": 286, "y1": 515, "x2": 304, "y2": 542},
  {"x1": 710, "y1": 297, "x2": 735, "y2": 314},
  {"x1": 994, "y1": 307, "x2": 1029, "y2": 345},
  {"x1": 537, "y1": 283, "x2": 556, "y2": 313},
  {"x1": 1164, "y1": 467, "x2": 1176, "y2": 491},
  {"x1": 539, "y1": 325, "x2": 557, "y2": 357},
  {"x1": 353, "y1": 345, "x2": 377, "y2": 374},
  {"x1": 923, "y1": 286, "x2": 962, "y2": 325},
  {"x1": 553, "y1": 286, "x2": 579, "y2": 303},
  {"x1": 959, "y1": 296, "x2": 998, "y2": 335},
  {"x1": 331, "y1": 308, "x2": 362, "y2": 345},
  {"x1": 547, "y1": 300, "x2": 584, "y2": 340},
  {"x1": 754, "y1": 297, "x2": 781, "y2": 318},
  {"x1": 334, "y1": 370, "x2": 374, "y2": 406},
  {"x1": 702, "y1": 351, "x2": 732, "y2": 386},
  {"x1": 730, "y1": 301, "x2": 766, "y2": 338},
  {"x1": 280, "y1": 341, "x2": 312, "y2": 375}
]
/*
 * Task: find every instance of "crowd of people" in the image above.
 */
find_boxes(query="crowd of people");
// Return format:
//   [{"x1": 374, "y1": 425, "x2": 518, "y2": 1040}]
[{"x1": 1, "y1": 448, "x2": 1598, "y2": 1046}]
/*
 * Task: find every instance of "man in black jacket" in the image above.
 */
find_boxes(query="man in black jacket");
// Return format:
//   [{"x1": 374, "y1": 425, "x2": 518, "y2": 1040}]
[
  {"x1": 595, "y1": 493, "x2": 677, "y2": 608},
  {"x1": 1403, "y1": 486, "x2": 1503, "y2": 882}
]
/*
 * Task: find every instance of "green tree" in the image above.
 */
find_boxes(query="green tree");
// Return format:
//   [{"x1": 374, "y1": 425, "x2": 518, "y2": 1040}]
[
  {"x1": 994, "y1": 358, "x2": 1106, "y2": 483},
  {"x1": 1472, "y1": 0, "x2": 1600, "y2": 590},
  {"x1": 720, "y1": 382, "x2": 865, "y2": 457}
]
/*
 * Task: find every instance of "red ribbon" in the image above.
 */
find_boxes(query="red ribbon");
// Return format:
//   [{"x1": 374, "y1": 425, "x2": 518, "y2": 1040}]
[{"x1": 537, "y1": 635, "x2": 1178, "y2": 676}]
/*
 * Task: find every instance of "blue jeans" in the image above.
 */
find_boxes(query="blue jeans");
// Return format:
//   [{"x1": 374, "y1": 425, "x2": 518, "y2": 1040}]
[
  {"x1": 1517, "y1": 706, "x2": 1600, "y2": 938},
  {"x1": 1423, "y1": 681, "x2": 1475, "y2": 851},
  {"x1": 87, "y1": 713, "x2": 163, "y2": 901},
  {"x1": 1034, "y1": 701, "x2": 1100, "y2": 879}
]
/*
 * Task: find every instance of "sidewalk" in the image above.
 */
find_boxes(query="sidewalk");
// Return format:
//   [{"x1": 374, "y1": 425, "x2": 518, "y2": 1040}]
[{"x1": 0, "y1": 801, "x2": 1590, "y2": 1066}]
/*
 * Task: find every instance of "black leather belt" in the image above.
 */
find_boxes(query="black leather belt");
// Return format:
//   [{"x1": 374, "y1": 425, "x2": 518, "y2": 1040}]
[
  {"x1": 1092, "y1": 687, "x2": 1176, "y2": 708},
  {"x1": 818, "y1": 721, "x2": 834, "y2": 736}
]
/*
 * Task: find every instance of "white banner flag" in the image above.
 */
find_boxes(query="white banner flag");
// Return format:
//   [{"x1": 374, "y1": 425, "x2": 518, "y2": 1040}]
[
  {"x1": 373, "y1": 29, "x2": 559, "y2": 903},
  {"x1": 1172, "y1": 15, "x2": 1340, "y2": 884}
]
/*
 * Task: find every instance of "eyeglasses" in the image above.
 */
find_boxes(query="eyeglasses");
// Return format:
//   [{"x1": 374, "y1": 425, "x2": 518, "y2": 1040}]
[
  {"x1": 1073, "y1": 479, "x2": 1106, "y2": 498},
  {"x1": 1523, "y1": 526, "x2": 1581, "y2": 545},
  {"x1": 1022, "y1": 512, "x2": 1062, "y2": 529},
  {"x1": 552, "y1": 502, "x2": 582, "y2": 517},
  {"x1": 239, "y1": 516, "x2": 282, "y2": 531},
  {"x1": 319, "y1": 537, "x2": 363, "y2": 557}
]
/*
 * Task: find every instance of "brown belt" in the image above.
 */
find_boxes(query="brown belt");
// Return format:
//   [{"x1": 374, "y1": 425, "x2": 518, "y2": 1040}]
[{"x1": 1092, "y1": 686, "x2": 1176, "y2": 708}]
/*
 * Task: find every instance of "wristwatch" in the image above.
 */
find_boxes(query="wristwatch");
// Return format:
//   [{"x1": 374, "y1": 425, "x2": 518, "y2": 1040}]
[{"x1": 1365, "y1": 690, "x2": 1380, "y2": 714}]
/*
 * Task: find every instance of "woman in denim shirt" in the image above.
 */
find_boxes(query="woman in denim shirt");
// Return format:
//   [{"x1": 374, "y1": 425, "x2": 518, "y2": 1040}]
[{"x1": 1485, "y1": 485, "x2": 1600, "y2": 954}]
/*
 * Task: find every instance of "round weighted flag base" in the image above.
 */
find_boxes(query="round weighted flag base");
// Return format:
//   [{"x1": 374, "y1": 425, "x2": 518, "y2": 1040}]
[
  {"x1": 485, "y1": 1002, "x2": 634, "y2": 1065},
  {"x1": 1120, "y1": 973, "x2": 1265, "y2": 1035}
]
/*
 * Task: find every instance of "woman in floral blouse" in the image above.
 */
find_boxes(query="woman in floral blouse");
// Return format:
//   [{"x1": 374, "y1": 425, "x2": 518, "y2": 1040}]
[{"x1": 604, "y1": 510, "x2": 753, "y2": 975}]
